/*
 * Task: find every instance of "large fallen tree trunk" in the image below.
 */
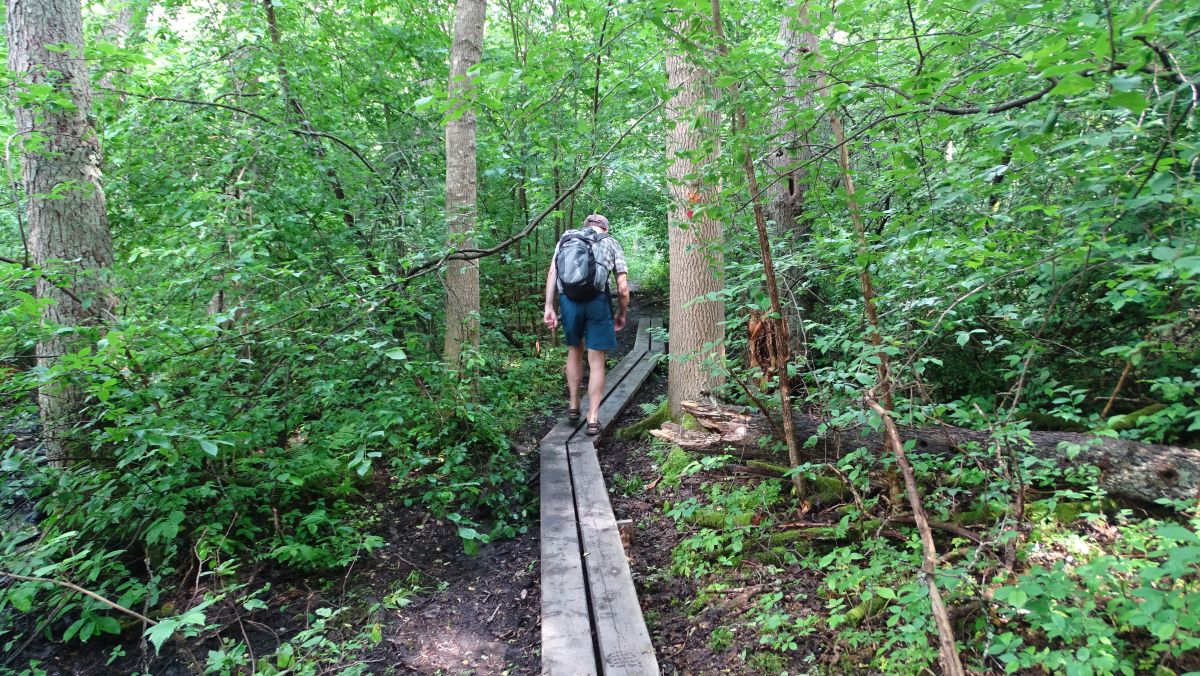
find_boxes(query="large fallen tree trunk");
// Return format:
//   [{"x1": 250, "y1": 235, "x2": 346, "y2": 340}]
[{"x1": 651, "y1": 401, "x2": 1200, "y2": 504}]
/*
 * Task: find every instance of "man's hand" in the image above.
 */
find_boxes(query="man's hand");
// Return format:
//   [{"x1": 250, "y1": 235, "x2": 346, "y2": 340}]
[
  {"x1": 614, "y1": 313, "x2": 627, "y2": 332},
  {"x1": 544, "y1": 306, "x2": 558, "y2": 330}
]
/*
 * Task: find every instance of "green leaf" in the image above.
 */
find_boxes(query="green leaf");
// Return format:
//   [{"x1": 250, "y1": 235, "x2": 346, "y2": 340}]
[
  {"x1": 1152, "y1": 621, "x2": 1176, "y2": 640},
  {"x1": 146, "y1": 618, "x2": 178, "y2": 654},
  {"x1": 1151, "y1": 246, "x2": 1177, "y2": 262},
  {"x1": 9, "y1": 586, "x2": 34, "y2": 612},
  {"x1": 385, "y1": 347, "x2": 407, "y2": 360},
  {"x1": 1157, "y1": 524, "x2": 1198, "y2": 543},
  {"x1": 1109, "y1": 90, "x2": 1147, "y2": 115},
  {"x1": 1175, "y1": 256, "x2": 1200, "y2": 276},
  {"x1": 95, "y1": 615, "x2": 122, "y2": 635},
  {"x1": 198, "y1": 439, "x2": 218, "y2": 456},
  {"x1": 1109, "y1": 74, "x2": 1142, "y2": 92},
  {"x1": 1049, "y1": 74, "x2": 1093, "y2": 97},
  {"x1": 145, "y1": 511, "x2": 185, "y2": 546}
]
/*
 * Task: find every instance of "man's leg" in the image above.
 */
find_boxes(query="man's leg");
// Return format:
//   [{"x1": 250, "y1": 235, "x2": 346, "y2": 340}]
[
  {"x1": 586, "y1": 348, "x2": 607, "y2": 424},
  {"x1": 567, "y1": 345, "x2": 585, "y2": 411}
]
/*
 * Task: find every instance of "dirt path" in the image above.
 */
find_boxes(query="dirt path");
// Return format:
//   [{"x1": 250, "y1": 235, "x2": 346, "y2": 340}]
[{"x1": 366, "y1": 294, "x2": 665, "y2": 674}]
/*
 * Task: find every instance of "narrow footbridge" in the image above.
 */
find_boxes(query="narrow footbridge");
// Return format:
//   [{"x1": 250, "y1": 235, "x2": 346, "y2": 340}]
[{"x1": 540, "y1": 317, "x2": 663, "y2": 675}]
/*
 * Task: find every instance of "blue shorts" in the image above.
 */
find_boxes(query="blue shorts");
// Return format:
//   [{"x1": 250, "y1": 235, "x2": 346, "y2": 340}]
[{"x1": 560, "y1": 293, "x2": 616, "y2": 351}]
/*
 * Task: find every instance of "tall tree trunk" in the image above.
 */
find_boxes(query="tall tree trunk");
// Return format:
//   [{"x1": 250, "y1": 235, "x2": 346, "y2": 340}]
[
  {"x1": 443, "y1": 0, "x2": 486, "y2": 366},
  {"x1": 261, "y1": 0, "x2": 374, "y2": 251},
  {"x1": 710, "y1": 0, "x2": 804, "y2": 497},
  {"x1": 96, "y1": 1, "x2": 134, "y2": 94},
  {"x1": 768, "y1": 1, "x2": 821, "y2": 353},
  {"x1": 666, "y1": 17, "x2": 725, "y2": 417},
  {"x1": 8, "y1": 0, "x2": 115, "y2": 464},
  {"x1": 765, "y1": 4, "x2": 806, "y2": 237}
]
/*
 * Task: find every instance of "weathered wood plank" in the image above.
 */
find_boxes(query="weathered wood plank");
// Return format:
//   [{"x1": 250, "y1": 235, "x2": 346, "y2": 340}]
[
  {"x1": 544, "y1": 341, "x2": 647, "y2": 445},
  {"x1": 634, "y1": 317, "x2": 651, "y2": 353},
  {"x1": 540, "y1": 318, "x2": 663, "y2": 675},
  {"x1": 568, "y1": 441, "x2": 659, "y2": 675},
  {"x1": 649, "y1": 316, "x2": 663, "y2": 354},
  {"x1": 579, "y1": 348, "x2": 661, "y2": 443},
  {"x1": 540, "y1": 441, "x2": 599, "y2": 676},
  {"x1": 541, "y1": 419, "x2": 580, "y2": 446}
]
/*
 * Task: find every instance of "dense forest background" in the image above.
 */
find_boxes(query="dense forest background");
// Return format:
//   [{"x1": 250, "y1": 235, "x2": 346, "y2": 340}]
[{"x1": 1, "y1": 0, "x2": 1197, "y2": 673}]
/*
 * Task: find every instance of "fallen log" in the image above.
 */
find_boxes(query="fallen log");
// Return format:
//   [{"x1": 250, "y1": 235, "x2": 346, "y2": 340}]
[{"x1": 650, "y1": 401, "x2": 1200, "y2": 504}]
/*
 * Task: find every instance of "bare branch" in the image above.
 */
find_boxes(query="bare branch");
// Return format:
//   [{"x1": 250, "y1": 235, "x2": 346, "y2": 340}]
[
  {"x1": 0, "y1": 571, "x2": 158, "y2": 626},
  {"x1": 105, "y1": 88, "x2": 382, "y2": 176}
]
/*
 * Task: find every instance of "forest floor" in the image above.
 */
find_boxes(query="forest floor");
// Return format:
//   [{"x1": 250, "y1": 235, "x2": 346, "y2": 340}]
[
  {"x1": 360, "y1": 291, "x2": 773, "y2": 675},
  {"x1": 13, "y1": 292, "x2": 773, "y2": 675}
]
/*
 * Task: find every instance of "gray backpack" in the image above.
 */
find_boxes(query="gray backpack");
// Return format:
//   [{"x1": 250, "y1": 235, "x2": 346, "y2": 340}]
[{"x1": 555, "y1": 230, "x2": 610, "y2": 302}]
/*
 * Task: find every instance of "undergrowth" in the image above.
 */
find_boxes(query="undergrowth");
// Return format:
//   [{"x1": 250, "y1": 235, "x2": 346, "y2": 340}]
[
  {"x1": 0, "y1": 300, "x2": 560, "y2": 666},
  {"x1": 651, "y1": 427, "x2": 1200, "y2": 674}
]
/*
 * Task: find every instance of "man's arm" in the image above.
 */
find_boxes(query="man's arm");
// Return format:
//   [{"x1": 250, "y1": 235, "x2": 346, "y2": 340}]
[
  {"x1": 613, "y1": 272, "x2": 630, "y2": 331},
  {"x1": 543, "y1": 261, "x2": 558, "y2": 329}
]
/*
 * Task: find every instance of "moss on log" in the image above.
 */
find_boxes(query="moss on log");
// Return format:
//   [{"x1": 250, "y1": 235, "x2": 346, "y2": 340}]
[
  {"x1": 653, "y1": 401, "x2": 1200, "y2": 504},
  {"x1": 684, "y1": 509, "x2": 755, "y2": 528},
  {"x1": 1100, "y1": 403, "x2": 1166, "y2": 432},
  {"x1": 617, "y1": 400, "x2": 671, "y2": 440},
  {"x1": 843, "y1": 594, "x2": 893, "y2": 628}
]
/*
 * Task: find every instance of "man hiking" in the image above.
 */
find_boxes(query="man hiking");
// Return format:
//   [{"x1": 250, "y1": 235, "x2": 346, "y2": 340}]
[{"x1": 543, "y1": 214, "x2": 631, "y2": 436}]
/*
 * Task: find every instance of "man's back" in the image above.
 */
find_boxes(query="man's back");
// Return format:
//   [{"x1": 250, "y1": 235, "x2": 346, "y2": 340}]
[{"x1": 553, "y1": 225, "x2": 627, "y2": 294}]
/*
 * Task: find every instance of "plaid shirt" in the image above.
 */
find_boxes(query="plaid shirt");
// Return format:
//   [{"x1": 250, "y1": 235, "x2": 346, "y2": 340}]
[{"x1": 553, "y1": 226, "x2": 628, "y2": 293}]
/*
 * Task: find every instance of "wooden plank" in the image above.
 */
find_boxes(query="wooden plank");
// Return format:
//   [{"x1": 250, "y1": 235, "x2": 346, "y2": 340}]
[
  {"x1": 541, "y1": 419, "x2": 581, "y2": 446},
  {"x1": 568, "y1": 441, "x2": 660, "y2": 675},
  {"x1": 543, "y1": 342, "x2": 648, "y2": 445},
  {"x1": 579, "y1": 349, "x2": 660, "y2": 443},
  {"x1": 634, "y1": 317, "x2": 651, "y2": 353},
  {"x1": 540, "y1": 441, "x2": 599, "y2": 676},
  {"x1": 591, "y1": 346, "x2": 644, "y2": 409},
  {"x1": 556, "y1": 353, "x2": 649, "y2": 446},
  {"x1": 540, "y1": 357, "x2": 643, "y2": 446},
  {"x1": 537, "y1": 319, "x2": 663, "y2": 675},
  {"x1": 648, "y1": 316, "x2": 663, "y2": 354}
]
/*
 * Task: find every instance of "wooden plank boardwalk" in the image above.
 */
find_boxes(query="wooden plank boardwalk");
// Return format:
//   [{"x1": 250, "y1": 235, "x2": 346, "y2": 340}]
[{"x1": 541, "y1": 317, "x2": 663, "y2": 675}]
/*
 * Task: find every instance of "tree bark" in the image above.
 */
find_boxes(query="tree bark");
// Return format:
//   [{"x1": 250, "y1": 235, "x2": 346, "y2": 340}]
[
  {"x1": 8, "y1": 0, "x2": 115, "y2": 464},
  {"x1": 443, "y1": 0, "x2": 486, "y2": 366},
  {"x1": 96, "y1": 1, "x2": 135, "y2": 94},
  {"x1": 767, "y1": 1, "x2": 820, "y2": 350},
  {"x1": 765, "y1": 2, "x2": 808, "y2": 237},
  {"x1": 711, "y1": 0, "x2": 805, "y2": 497},
  {"x1": 652, "y1": 402, "x2": 1200, "y2": 504},
  {"x1": 666, "y1": 17, "x2": 725, "y2": 417}
]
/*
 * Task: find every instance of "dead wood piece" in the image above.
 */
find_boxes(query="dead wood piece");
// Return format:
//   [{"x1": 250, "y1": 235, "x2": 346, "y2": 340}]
[
  {"x1": 653, "y1": 401, "x2": 1200, "y2": 504},
  {"x1": 891, "y1": 515, "x2": 984, "y2": 546},
  {"x1": 867, "y1": 398, "x2": 965, "y2": 676},
  {"x1": 616, "y1": 519, "x2": 634, "y2": 551}
]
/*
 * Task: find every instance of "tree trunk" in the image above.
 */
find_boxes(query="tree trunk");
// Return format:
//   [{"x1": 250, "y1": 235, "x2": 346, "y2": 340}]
[
  {"x1": 666, "y1": 19, "x2": 725, "y2": 417},
  {"x1": 765, "y1": 3, "x2": 807, "y2": 237},
  {"x1": 8, "y1": 0, "x2": 115, "y2": 464},
  {"x1": 652, "y1": 402, "x2": 1200, "y2": 504},
  {"x1": 96, "y1": 1, "x2": 134, "y2": 93},
  {"x1": 767, "y1": 1, "x2": 820, "y2": 351},
  {"x1": 261, "y1": 0, "x2": 362, "y2": 235},
  {"x1": 443, "y1": 0, "x2": 485, "y2": 366}
]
